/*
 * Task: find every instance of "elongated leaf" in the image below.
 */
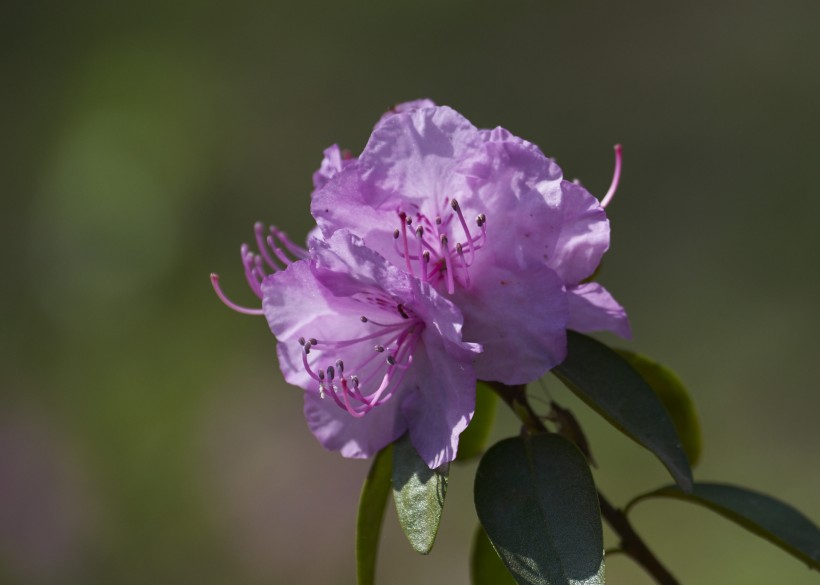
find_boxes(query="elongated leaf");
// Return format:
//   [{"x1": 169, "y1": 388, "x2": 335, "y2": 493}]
[
  {"x1": 616, "y1": 349, "x2": 702, "y2": 466},
  {"x1": 356, "y1": 445, "x2": 393, "y2": 585},
  {"x1": 552, "y1": 331, "x2": 692, "y2": 491},
  {"x1": 391, "y1": 434, "x2": 449, "y2": 554},
  {"x1": 629, "y1": 482, "x2": 820, "y2": 570},
  {"x1": 474, "y1": 434, "x2": 605, "y2": 585},
  {"x1": 471, "y1": 524, "x2": 517, "y2": 585},
  {"x1": 458, "y1": 382, "x2": 499, "y2": 462}
]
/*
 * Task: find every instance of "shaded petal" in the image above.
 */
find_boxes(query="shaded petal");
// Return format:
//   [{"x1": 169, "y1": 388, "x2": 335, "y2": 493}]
[
  {"x1": 401, "y1": 337, "x2": 476, "y2": 468},
  {"x1": 567, "y1": 282, "x2": 631, "y2": 339},
  {"x1": 452, "y1": 260, "x2": 568, "y2": 384}
]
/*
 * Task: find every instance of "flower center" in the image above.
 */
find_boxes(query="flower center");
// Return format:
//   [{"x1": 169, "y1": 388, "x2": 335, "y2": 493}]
[
  {"x1": 392, "y1": 198, "x2": 487, "y2": 295},
  {"x1": 298, "y1": 298, "x2": 423, "y2": 418}
]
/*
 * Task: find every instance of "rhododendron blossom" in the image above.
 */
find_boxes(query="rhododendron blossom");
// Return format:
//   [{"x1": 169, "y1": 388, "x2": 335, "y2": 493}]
[
  {"x1": 214, "y1": 229, "x2": 480, "y2": 468},
  {"x1": 312, "y1": 102, "x2": 629, "y2": 384}
]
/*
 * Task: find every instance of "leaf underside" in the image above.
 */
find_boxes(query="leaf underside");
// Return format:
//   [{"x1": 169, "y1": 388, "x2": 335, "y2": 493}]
[{"x1": 391, "y1": 434, "x2": 449, "y2": 555}]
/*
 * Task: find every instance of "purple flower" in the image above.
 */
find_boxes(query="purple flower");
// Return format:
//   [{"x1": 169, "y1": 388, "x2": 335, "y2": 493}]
[
  {"x1": 312, "y1": 103, "x2": 629, "y2": 384},
  {"x1": 213, "y1": 228, "x2": 480, "y2": 468}
]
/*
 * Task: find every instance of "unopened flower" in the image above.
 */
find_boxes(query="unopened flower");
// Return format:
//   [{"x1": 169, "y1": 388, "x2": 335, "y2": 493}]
[{"x1": 312, "y1": 103, "x2": 629, "y2": 384}]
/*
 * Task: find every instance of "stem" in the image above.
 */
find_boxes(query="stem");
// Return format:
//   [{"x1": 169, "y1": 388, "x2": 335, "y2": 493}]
[{"x1": 489, "y1": 382, "x2": 681, "y2": 585}]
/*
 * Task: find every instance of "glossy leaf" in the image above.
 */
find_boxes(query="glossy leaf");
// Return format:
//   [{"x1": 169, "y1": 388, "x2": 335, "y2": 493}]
[
  {"x1": 474, "y1": 434, "x2": 605, "y2": 585},
  {"x1": 356, "y1": 445, "x2": 393, "y2": 585},
  {"x1": 616, "y1": 349, "x2": 702, "y2": 466},
  {"x1": 458, "y1": 382, "x2": 499, "y2": 462},
  {"x1": 391, "y1": 434, "x2": 449, "y2": 554},
  {"x1": 552, "y1": 331, "x2": 693, "y2": 492},
  {"x1": 629, "y1": 482, "x2": 820, "y2": 570},
  {"x1": 471, "y1": 524, "x2": 517, "y2": 585}
]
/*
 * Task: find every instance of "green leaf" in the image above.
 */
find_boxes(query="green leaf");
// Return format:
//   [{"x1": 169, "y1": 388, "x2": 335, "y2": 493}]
[
  {"x1": 628, "y1": 482, "x2": 820, "y2": 570},
  {"x1": 356, "y1": 445, "x2": 393, "y2": 585},
  {"x1": 615, "y1": 349, "x2": 702, "y2": 466},
  {"x1": 391, "y1": 434, "x2": 449, "y2": 554},
  {"x1": 458, "y1": 382, "x2": 499, "y2": 462},
  {"x1": 552, "y1": 331, "x2": 693, "y2": 492},
  {"x1": 471, "y1": 524, "x2": 517, "y2": 585},
  {"x1": 474, "y1": 434, "x2": 605, "y2": 585}
]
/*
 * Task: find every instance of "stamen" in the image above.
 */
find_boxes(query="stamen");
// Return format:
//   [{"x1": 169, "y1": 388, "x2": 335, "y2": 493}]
[
  {"x1": 450, "y1": 199, "x2": 475, "y2": 265},
  {"x1": 600, "y1": 144, "x2": 622, "y2": 209},
  {"x1": 422, "y1": 250, "x2": 431, "y2": 281},
  {"x1": 374, "y1": 345, "x2": 385, "y2": 352},
  {"x1": 397, "y1": 304, "x2": 409, "y2": 319},
  {"x1": 415, "y1": 226, "x2": 426, "y2": 280},
  {"x1": 266, "y1": 235, "x2": 292, "y2": 267},
  {"x1": 269, "y1": 226, "x2": 310, "y2": 260},
  {"x1": 439, "y1": 236, "x2": 456, "y2": 295},
  {"x1": 210, "y1": 274, "x2": 264, "y2": 315},
  {"x1": 298, "y1": 337, "x2": 306, "y2": 346},
  {"x1": 456, "y1": 243, "x2": 471, "y2": 287},
  {"x1": 398, "y1": 212, "x2": 416, "y2": 277},
  {"x1": 254, "y1": 222, "x2": 280, "y2": 269}
]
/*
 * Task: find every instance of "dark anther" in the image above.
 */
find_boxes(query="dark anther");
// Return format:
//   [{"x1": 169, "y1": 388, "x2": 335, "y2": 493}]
[
  {"x1": 309, "y1": 338, "x2": 318, "y2": 346},
  {"x1": 335, "y1": 360, "x2": 344, "y2": 373},
  {"x1": 298, "y1": 337, "x2": 306, "y2": 346},
  {"x1": 405, "y1": 216, "x2": 413, "y2": 226},
  {"x1": 318, "y1": 370, "x2": 325, "y2": 380},
  {"x1": 360, "y1": 316, "x2": 369, "y2": 323},
  {"x1": 440, "y1": 234, "x2": 448, "y2": 245},
  {"x1": 386, "y1": 355, "x2": 397, "y2": 365},
  {"x1": 397, "y1": 304, "x2": 409, "y2": 319},
  {"x1": 374, "y1": 345, "x2": 385, "y2": 353},
  {"x1": 422, "y1": 250, "x2": 430, "y2": 262},
  {"x1": 416, "y1": 226, "x2": 424, "y2": 237},
  {"x1": 450, "y1": 199, "x2": 460, "y2": 211},
  {"x1": 326, "y1": 366, "x2": 335, "y2": 381},
  {"x1": 435, "y1": 216, "x2": 442, "y2": 225},
  {"x1": 456, "y1": 242, "x2": 463, "y2": 254},
  {"x1": 476, "y1": 213, "x2": 486, "y2": 227},
  {"x1": 393, "y1": 229, "x2": 400, "y2": 239}
]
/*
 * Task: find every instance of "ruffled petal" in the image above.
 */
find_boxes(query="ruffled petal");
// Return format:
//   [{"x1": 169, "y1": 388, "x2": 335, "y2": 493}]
[
  {"x1": 540, "y1": 181, "x2": 611, "y2": 285},
  {"x1": 567, "y1": 282, "x2": 631, "y2": 339}
]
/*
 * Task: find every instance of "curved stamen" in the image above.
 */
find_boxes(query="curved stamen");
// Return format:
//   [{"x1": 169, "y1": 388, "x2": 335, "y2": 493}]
[
  {"x1": 600, "y1": 144, "x2": 622, "y2": 209},
  {"x1": 456, "y1": 242, "x2": 471, "y2": 288},
  {"x1": 254, "y1": 222, "x2": 281, "y2": 270},
  {"x1": 266, "y1": 235, "x2": 292, "y2": 267},
  {"x1": 270, "y1": 226, "x2": 309, "y2": 260},
  {"x1": 210, "y1": 274, "x2": 264, "y2": 315}
]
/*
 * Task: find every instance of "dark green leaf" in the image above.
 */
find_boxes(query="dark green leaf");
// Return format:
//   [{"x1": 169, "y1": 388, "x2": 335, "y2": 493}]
[
  {"x1": 616, "y1": 349, "x2": 702, "y2": 467},
  {"x1": 458, "y1": 382, "x2": 499, "y2": 462},
  {"x1": 471, "y1": 524, "x2": 517, "y2": 585},
  {"x1": 474, "y1": 434, "x2": 605, "y2": 585},
  {"x1": 628, "y1": 482, "x2": 820, "y2": 570},
  {"x1": 552, "y1": 331, "x2": 693, "y2": 492},
  {"x1": 391, "y1": 434, "x2": 449, "y2": 554},
  {"x1": 356, "y1": 445, "x2": 393, "y2": 585}
]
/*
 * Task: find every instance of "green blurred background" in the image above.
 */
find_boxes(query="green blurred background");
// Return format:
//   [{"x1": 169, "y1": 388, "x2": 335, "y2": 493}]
[{"x1": 2, "y1": 1, "x2": 819, "y2": 583}]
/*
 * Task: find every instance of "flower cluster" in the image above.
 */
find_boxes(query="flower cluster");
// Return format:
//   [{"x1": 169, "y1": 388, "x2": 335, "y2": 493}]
[{"x1": 212, "y1": 100, "x2": 629, "y2": 468}]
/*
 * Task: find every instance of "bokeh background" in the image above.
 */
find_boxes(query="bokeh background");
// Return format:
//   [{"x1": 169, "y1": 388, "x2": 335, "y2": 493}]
[{"x1": 3, "y1": 1, "x2": 819, "y2": 583}]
